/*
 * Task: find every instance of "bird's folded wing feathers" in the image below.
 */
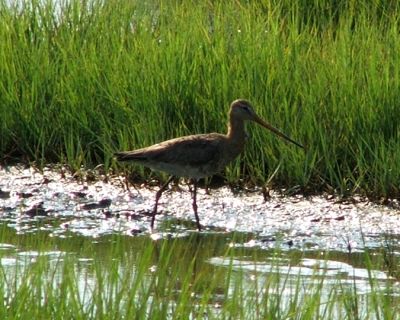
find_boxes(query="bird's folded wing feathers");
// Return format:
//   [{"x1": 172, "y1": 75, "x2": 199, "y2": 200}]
[{"x1": 150, "y1": 137, "x2": 221, "y2": 166}]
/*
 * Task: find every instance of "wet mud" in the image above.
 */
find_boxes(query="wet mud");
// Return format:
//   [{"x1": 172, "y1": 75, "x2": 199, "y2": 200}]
[{"x1": 1, "y1": 165, "x2": 399, "y2": 254}]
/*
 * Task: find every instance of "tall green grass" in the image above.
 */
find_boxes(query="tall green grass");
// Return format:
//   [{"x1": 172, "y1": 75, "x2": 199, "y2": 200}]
[{"x1": 1, "y1": 0, "x2": 400, "y2": 197}]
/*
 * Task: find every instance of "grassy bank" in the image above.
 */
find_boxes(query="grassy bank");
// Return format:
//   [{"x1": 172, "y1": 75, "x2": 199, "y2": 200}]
[
  {"x1": 0, "y1": 227, "x2": 398, "y2": 319},
  {"x1": 1, "y1": 0, "x2": 400, "y2": 197}
]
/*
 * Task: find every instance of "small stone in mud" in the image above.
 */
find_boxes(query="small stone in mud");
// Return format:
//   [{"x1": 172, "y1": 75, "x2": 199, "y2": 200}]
[
  {"x1": 260, "y1": 236, "x2": 276, "y2": 242},
  {"x1": 334, "y1": 215, "x2": 345, "y2": 221},
  {"x1": 18, "y1": 192, "x2": 34, "y2": 199},
  {"x1": 81, "y1": 198, "x2": 112, "y2": 210},
  {"x1": 103, "y1": 210, "x2": 113, "y2": 219},
  {"x1": 136, "y1": 209, "x2": 156, "y2": 217},
  {"x1": 129, "y1": 229, "x2": 142, "y2": 235},
  {"x1": 42, "y1": 177, "x2": 52, "y2": 184},
  {"x1": 99, "y1": 198, "x2": 112, "y2": 206},
  {"x1": 0, "y1": 189, "x2": 10, "y2": 199},
  {"x1": 71, "y1": 191, "x2": 87, "y2": 198},
  {"x1": 127, "y1": 213, "x2": 146, "y2": 221},
  {"x1": 2, "y1": 206, "x2": 14, "y2": 212},
  {"x1": 24, "y1": 202, "x2": 47, "y2": 217}
]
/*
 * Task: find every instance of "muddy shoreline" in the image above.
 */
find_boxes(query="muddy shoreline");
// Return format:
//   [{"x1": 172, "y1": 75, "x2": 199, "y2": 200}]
[{"x1": 0, "y1": 165, "x2": 399, "y2": 254}]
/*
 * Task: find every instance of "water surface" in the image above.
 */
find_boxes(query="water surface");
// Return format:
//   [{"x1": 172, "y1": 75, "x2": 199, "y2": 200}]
[{"x1": 1, "y1": 165, "x2": 400, "y2": 317}]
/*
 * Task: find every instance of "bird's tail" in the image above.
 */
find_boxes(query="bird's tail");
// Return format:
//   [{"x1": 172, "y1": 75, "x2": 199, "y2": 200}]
[{"x1": 114, "y1": 151, "x2": 144, "y2": 162}]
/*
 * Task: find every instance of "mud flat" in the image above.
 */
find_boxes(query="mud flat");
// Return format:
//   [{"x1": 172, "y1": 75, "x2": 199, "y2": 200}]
[{"x1": 0, "y1": 165, "x2": 399, "y2": 253}]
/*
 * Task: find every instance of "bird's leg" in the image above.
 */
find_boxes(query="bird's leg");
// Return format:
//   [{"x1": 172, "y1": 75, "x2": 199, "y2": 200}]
[
  {"x1": 191, "y1": 179, "x2": 202, "y2": 231},
  {"x1": 151, "y1": 176, "x2": 174, "y2": 230},
  {"x1": 204, "y1": 177, "x2": 211, "y2": 195}
]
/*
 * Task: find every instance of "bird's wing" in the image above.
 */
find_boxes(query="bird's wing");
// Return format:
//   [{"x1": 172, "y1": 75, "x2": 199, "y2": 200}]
[{"x1": 148, "y1": 134, "x2": 223, "y2": 166}]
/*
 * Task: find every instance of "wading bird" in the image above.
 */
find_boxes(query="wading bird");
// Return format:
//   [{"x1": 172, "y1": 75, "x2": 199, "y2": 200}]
[{"x1": 115, "y1": 99, "x2": 303, "y2": 231}]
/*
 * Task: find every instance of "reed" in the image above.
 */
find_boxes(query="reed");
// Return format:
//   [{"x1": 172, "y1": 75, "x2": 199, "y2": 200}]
[{"x1": 1, "y1": 0, "x2": 400, "y2": 197}]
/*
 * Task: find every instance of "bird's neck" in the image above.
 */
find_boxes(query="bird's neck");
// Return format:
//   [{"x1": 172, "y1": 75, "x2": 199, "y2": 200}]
[{"x1": 227, "y1": 116, "x2": 246, "y2": 143}]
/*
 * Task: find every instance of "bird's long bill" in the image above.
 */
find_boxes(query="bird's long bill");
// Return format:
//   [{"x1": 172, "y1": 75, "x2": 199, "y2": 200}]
[{"x1": 254, "y1": 115, "x2": 304, "y2": 149}]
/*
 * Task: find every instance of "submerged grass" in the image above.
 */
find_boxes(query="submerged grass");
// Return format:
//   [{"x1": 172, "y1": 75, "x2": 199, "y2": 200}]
[
  {"x1": 1, "y1": 0, "x2": 400, "y2": 197},
  {"x1": 0, "y1": 228, "x2": 399, "y2": 319}
]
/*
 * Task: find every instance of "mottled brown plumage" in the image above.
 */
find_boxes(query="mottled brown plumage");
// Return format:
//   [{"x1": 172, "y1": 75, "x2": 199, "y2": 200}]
[{"x1": 115, "y1": 99, "x2": 303, "y2": 231}]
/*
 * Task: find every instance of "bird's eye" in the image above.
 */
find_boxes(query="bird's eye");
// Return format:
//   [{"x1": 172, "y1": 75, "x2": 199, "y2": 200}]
[{"x1": 242, "y1": 105, "x2": 251, "y2": 114}]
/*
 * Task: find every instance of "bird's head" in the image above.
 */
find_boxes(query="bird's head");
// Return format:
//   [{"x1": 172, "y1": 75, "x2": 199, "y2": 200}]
[
  {"x1": 229, "y1": 99, "x2": 304, "y2": 149},
  {"x1": 230, "y1": 99, "x2": 257, "y2": 121}
]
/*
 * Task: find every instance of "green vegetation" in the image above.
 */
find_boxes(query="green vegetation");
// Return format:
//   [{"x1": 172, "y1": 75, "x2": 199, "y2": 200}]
[
  {"x1": 0, "y1": 226, "x2": 398, "y2": 319},
  {"x1": 1, "y1": 0, "x2": 400, "y2": 197}
]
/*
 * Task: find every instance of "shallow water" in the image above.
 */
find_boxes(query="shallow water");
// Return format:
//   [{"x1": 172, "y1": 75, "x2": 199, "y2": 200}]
[{"x1": 1, "y1": 165, "x2": 400, "y2": 317}]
